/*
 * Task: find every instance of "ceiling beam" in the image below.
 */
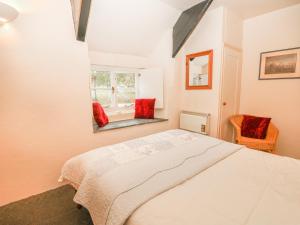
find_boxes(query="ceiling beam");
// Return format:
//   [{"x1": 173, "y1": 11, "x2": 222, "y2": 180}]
[
  {"x1": 77, "y1": 0, "x2": 92, "y2": 42},
  {"x1": 172, "y1": 0, "x2": 213, "y2": 58}
]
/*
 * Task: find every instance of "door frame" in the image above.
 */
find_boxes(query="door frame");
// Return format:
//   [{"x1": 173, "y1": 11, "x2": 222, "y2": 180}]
[{"x1": 217, "y1": 44, "x2": 243, "y2": 140}]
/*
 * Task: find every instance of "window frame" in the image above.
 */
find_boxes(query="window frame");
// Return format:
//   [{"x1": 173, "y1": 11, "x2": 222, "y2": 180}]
[
  {"x1": 91, "y1": 70, "x2": 112, "y2": 108},
  {"x1": 90, "y1": 65, "x2": 139, "y2": 115}
]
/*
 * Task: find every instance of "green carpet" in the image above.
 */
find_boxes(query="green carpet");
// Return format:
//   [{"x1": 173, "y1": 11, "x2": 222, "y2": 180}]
[{"x1": 0, "y1": 185, "x2": 93, "y2": 225}]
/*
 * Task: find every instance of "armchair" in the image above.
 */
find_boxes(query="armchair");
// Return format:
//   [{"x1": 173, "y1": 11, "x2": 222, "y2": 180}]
[{"x1": 230, "y1": 115, "x2": 279, "y2": 153}]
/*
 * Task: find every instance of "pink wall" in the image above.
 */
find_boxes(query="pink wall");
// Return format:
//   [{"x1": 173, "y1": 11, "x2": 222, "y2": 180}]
[{"x1": 0, "y1": 0, "x2": 178, "y2": 206}]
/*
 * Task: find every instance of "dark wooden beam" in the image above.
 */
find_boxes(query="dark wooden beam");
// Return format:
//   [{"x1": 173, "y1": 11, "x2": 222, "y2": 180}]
[
  {"x1": 172, "y1": 0, "x2": 213, "y2": 58},
  {"x1": 77, "y1": 0, "x2": 92, "y2": 42}
]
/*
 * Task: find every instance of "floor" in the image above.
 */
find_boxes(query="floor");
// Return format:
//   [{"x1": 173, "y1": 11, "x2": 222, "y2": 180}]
[{"x1": 0, "y1": 185, "x2": 93, "y2": 225}]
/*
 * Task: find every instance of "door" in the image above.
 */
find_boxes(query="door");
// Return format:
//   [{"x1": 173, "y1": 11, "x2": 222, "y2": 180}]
[{"x1": 219, "y1": 46, "x2": 242, "y2": 142}]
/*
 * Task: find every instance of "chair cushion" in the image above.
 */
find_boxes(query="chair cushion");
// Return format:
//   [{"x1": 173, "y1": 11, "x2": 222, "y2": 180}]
[
  {"x1": 135, "y1": 99, "x2": 156, "y2": 119},
  {"x1": 92, "y1": 102, "x2": 109, "y2": 127},
  {"x1": 241, "y1": 115, "x2": 271, "y2": 139}
]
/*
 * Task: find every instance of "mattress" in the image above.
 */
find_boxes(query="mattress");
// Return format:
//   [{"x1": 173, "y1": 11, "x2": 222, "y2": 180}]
[{"x1": 60, "y1": 129, "x2": 300, "y2": 225}]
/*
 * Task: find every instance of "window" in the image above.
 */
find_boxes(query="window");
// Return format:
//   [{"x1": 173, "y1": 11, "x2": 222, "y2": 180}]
[{"x1": 91, "y1": 68, "x2": 137, "y2": 113}]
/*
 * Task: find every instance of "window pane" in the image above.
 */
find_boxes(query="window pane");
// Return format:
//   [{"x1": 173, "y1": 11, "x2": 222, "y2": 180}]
[
  {"x1": 91, "y1": 70, "x2": 111, "y2": 88},
  {"x1": 116, "y1": 73, "x2": 135, "y2": 89},
  {"x1": 92, "y1": 89, "x2": 112, "y2": 107},
  {"x1": 115, "y1": 73, "x2": 135, "y2": 107},
  {"x1": 116, "y1": 91, "x2": 135, "y2": 107}
]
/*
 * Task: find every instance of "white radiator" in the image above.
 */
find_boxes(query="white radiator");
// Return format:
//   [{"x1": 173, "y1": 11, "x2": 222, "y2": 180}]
[{"x1": 180, "y1": 111, "x2": 210, "y2": 135}]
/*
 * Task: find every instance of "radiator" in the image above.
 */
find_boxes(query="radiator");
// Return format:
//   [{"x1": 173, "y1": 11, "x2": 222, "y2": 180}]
[{"x1": 180, "y1": 111, "x2": 210, "y2": 135}]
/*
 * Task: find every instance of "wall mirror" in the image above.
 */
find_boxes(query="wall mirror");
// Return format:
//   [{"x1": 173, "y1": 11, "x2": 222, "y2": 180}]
[{"x1": 186, "y1": 50, "x2": 213, "y2": 90}]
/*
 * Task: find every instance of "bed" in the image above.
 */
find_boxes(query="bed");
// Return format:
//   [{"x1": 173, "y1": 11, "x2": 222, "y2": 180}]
[{"x1": 60, "y1": 129, "x2": 300, "y2": 225}]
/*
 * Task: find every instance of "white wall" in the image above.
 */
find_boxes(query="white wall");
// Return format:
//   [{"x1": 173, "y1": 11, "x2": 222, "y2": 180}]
[
  {"x1": 176, "y1": 6, "x2": 244, "y2": 138},
  {"x1": 148, "y1": 29, "x2": 181, "y2": 122},
  {"x1": 240, "y1": 4, "x2": 300, "y2": 158},
  {"x1": 223, "y1": 8, "x2": 243, "y2": 49},
  {"x1": 177, "y1": 7, "x2": 225, "y2": 137},
  {"x1": 0, "y1": 0, "x2": 178, "y2": 206},
  {"x1": 89, "y1": 51, "x2": 149, "y2": 69}
]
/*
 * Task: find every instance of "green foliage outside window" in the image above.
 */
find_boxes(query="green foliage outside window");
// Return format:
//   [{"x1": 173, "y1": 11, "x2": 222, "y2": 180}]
[
  {"x1": 91, "y1": 70, "x2": 136, "y2": 108},
  {"x1": 91, "y1": 70, "x2": 110, "y2": 88}
]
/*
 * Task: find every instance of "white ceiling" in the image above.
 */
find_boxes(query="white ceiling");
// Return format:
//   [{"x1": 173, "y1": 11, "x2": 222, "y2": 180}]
[
  {"x1": 87, "y1": 0, "x2": 300, "y2": 57},
  {"x1": 159, "y1": 0, "x2": 205, "y2": 10},
  {"x1": 86, "y1": 0, "x2": 180, "y2": 56},
  {"x1": 160, "y1": 0, "x2": 300, "y2": 18}
]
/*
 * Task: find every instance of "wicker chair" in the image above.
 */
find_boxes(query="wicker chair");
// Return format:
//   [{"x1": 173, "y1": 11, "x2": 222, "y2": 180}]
[{"x1": 230, "y1": 115, "x2": 279, "y2": 153}]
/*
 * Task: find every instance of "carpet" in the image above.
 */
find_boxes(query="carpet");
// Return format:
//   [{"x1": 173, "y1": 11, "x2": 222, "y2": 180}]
[{"x1": 0, "y1": 185, "x2": 93, "y2": 225}]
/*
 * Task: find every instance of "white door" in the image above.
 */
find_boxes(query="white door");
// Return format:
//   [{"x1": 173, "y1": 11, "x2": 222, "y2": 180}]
[
  {"x1": 219, "y1": 46, "x2": 242, "y2": 142},
  {"x1": 138, "y1": 68, "x2": 164, "y2": 109}
]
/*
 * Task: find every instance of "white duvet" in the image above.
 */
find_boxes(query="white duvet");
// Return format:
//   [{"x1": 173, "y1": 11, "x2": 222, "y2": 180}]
[
  {"x1": 60, "y1": 130, "x2": 208, "y2": 189},
  {"x1": 127, "y1": 148, "x2": 300, "y2": 225},
  {"x1": 60, "y1": 129, "x2": 300, "y2": 225}
]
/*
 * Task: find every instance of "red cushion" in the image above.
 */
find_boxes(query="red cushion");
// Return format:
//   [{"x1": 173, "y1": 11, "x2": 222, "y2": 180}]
[
  {"x1": 241, "y1": 115, "x2": 271, "y2": 139},
  {"x1": 134, "y1": 99, "x2": 156, "y2": 119},
  {"x1": 92, "y1": 102, "x2": 109, "y2": 127}
]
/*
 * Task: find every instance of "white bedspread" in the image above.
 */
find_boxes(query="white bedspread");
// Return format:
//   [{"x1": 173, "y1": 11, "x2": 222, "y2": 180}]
[
  {"x1": 60, "y1": 129, "x2": 300, "y2": 225},
  {"x1": 127, "y1": 148, "x2": 300, "y2": 225},
  {"x1": 60, "y1": 130, "x2": 242, "y2": 225},
  {"x1": 60, "y1": 130, "x2": 210, "y2": 188}
]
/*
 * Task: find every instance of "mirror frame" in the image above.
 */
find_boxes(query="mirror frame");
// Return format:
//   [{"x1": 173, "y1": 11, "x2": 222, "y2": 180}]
[{"x1": 186, "y1": 50, "x2": 213, "y2": 90}]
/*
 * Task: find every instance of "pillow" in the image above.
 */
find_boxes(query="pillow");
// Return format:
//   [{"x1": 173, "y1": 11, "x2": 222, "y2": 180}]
[
  {"x1": 92, "y1": 102, "x2": 109, "y2": 127},
  {"x1": 135, "y1": 99, "x2": 156, "y2": 119},
  {"x1": 241, "y1": 115, "x2": 271, "y2": 139}
]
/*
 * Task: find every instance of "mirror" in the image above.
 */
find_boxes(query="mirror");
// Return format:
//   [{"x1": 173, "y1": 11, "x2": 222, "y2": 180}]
[{"x1": 186, "y1": 50, "x2": 213, "y2": 90}]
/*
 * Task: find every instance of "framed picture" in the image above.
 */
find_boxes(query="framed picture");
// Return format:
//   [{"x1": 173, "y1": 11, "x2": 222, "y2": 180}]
[
  {"x1": 259, "y1": 47, "x2": 300, "y2": 80},
  {"x1": 186, "y1": 50, "x2": 213, "y2": 90}
]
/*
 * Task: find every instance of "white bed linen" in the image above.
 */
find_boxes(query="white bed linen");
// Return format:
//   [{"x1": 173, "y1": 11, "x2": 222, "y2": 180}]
[
  {"x1": 126, "y1": 148, "x2": 300, "y2": 225},
  {"x1": 60, "y1": 130, "x2": 206, "y2": 187},
  {"x1": 60, "y1": 129, "x2": 300, "y2": 225},
  {"x1": 60, "y1": 129, "x2": 242, "y2": 225}
]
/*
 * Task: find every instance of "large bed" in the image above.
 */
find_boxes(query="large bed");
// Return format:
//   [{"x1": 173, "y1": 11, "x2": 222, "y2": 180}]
[{"x1": 60, "y1": 129, "x2": 300, "y2": 225}]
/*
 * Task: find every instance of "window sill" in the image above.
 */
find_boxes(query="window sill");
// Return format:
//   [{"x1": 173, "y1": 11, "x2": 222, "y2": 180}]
[
  {"x1": 106, "y1": 108, "x2": 134, "y2": 116},
  {"x1": 93, "y1": 118, "x2": 168, "y2": 133}
]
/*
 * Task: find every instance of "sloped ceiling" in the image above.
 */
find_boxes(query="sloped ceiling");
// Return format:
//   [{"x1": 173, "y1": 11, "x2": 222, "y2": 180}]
[
  {"x1": 161, "y1": 0, "x2": 300, "y2": 18},
  {"x1": 159, "y1": 0, "x2": 206, "y2": 10},
  {"x1": 86, "y1": 0, "x2": 181, "y2": 57},
  {"x1": 87, "y1": 0, "x2": 300, "y2": 57}
]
